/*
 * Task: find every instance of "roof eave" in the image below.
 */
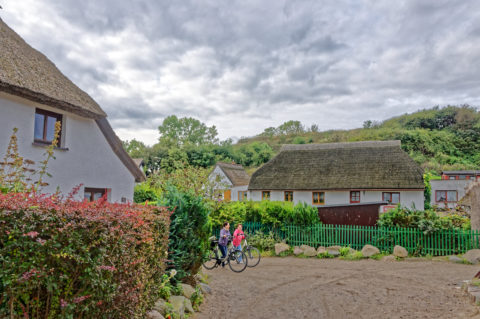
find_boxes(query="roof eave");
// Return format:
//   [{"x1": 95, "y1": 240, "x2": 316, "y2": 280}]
[{"x1": 0, "y1": 82, "x2": 106, "y2": 119}]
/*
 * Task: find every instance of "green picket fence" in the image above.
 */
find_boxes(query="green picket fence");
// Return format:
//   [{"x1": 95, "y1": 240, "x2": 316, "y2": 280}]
[{"x1": 212, "y1": 222, "x2": 480, "y2": 256}]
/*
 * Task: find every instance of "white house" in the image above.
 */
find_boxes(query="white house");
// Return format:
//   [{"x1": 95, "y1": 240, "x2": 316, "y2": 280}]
[
  {"x1": 248, "y1": 141, "x2": 425, "y2": 211},
  {"x1": 209, "y1": 162, "x2": 250, "y2": 201},
  {"x1": 430, "y1": 170, "x2": 480, "y2": 208},
  {"x1": 0, "y1": 18, "x2": 145, "y2": 202}
]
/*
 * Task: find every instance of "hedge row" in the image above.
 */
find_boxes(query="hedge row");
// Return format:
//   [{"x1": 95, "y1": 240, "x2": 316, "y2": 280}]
[
  {"x1": 0, "y1": 191, "x2": 171, "y2": 319},
  {"x1": 209, "y1": 200, "x2": 320, "y2": 228}
]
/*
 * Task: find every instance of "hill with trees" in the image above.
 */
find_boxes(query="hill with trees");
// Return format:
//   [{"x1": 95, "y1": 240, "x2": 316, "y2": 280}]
[{"x1": 123, "y1": 105, "x2": 480, "y2": 175}]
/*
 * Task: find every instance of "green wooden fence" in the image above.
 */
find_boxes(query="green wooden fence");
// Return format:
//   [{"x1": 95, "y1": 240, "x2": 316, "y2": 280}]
[{"x1": 213, "y1": 222, "x2": 480, "y2": 256}]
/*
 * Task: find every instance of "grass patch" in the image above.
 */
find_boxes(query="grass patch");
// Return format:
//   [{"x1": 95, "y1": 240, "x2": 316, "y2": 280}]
[
  {"x1": 369, "y1": 253, "x2": 387, "y2": 260},
  {"x1": 316, "y1": 252, "x2": 334, "y2": 259},
  {"x1": 339, "y1": 251, "x2": 364, "y2": 261}
]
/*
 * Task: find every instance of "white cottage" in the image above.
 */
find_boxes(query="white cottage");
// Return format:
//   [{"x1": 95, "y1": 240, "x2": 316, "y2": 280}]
[
  {"x1": 248, "y1": 141, "x2": 425, "y2": 211},
  {"x1": 209, "y1": 162, "x2": 250, "y2": 201},
  {"x1": 0, "y1": 18, "x2": 145, "y2": 202}
]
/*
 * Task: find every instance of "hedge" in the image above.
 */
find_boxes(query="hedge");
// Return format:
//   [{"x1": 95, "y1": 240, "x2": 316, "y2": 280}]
[
  {"x1": 0, "y1": 191, "x2": 171, "y2": 319},
  {"x1": 209, "y1": 200, "x2": 320, "y2": 228}
]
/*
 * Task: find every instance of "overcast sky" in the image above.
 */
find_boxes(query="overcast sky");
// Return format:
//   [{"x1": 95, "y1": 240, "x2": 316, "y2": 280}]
[{"x1": 2, "y1": 1, "x2": 480, "y2": 145}]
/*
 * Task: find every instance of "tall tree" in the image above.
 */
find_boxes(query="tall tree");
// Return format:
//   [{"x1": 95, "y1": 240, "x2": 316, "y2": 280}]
[{"x1": 158, "y1": 115, "x2": 219, "y2": 147}]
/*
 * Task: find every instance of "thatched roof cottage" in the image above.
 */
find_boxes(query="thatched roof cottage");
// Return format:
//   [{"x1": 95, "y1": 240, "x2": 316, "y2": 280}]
[
  {"x1": 0, "y1": 18, "x2": 145, "y2": 202},
  {"x1": 248, "y1": 141, "x2": 425, "y2": 213},
  {"x1": 209, "y1": 162, "x2": 250, "y2": 201}
]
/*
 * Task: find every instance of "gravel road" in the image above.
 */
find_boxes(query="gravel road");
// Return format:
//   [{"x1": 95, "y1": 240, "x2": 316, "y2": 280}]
[{"x1": 194, "y1": 257, "x2": 480, "y2": 319}]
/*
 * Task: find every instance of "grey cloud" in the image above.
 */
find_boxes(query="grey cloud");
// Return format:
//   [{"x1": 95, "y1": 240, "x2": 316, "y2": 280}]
[{"x1": 2, "y1": 0, "x2": 480, "y2": 144}]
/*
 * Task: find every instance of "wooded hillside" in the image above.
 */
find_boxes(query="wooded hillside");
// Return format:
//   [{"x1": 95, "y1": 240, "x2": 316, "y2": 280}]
[{"x1": 124, "y1": 105, "x2": 480, "y2": 174}]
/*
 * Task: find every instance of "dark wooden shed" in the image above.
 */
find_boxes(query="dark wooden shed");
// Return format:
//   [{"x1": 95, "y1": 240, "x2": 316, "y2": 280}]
[{"x1": 317, "y1": 202, "x2": 388, "y2": 226}]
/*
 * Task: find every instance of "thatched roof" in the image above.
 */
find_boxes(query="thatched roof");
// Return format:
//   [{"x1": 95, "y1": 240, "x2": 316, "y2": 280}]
[
  {"x1": 132, "y1": 158, "x2": 144, "y2": 168},
  {"x1": 216, "y1": 162, "x2": 250, "y2": 186},
  {"x1": 249, "y1": 140, "x2": 424, "y2": 190},
  {"x1": 0, "y1": 18, "x2": 145, "y2": 183},
  {"x1": 0, "y1": 18, "x2": 106, "y2": 118}
]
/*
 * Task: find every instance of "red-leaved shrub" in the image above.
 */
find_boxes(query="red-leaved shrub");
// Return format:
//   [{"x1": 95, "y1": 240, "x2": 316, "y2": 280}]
[{"x1": 0, "y1": 191, "x2": 170, "y2": 318}]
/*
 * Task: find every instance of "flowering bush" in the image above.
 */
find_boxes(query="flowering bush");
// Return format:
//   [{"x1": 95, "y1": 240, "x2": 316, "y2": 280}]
[{"x1": 0, "y1": 191, "x2": 171, "y2": 318}]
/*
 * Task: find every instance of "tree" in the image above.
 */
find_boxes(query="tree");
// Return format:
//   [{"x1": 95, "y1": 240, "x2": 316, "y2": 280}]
[
  {"x1": 277, "y1": 120, "x2": 305, "y2": 135},
  {"x1": 260, "y1": 127, "x2": 278, "y2": 137},
  {"x1": 122, "y1": 139, "x2": 148, "y2": 158},
  {"x1": 309, "y1": 124, "x2": 319, "y2": 132},
  {"x1": 158, "y1": 115, "x2": 219, "y2": 147},
  {"x1": 363, "y1": 120, "x2": 373, "y2": 129}
]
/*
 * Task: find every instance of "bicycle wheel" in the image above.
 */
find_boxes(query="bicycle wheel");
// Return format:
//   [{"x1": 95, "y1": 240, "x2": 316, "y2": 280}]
[
  {"x1": 228, "y1": 250, "x2": 248, "y2": 273},
  {"x1": 244, "y1": 246, "x2": 261, "y2": 267},
  {"x1": 202, "y1": 250, "x2": 218, "y2": 270}
]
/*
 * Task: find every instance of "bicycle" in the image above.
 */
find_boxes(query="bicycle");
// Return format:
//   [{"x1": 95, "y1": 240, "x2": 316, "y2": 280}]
[
  {"x1": 203, "y1": 236, "x2": 248, "y2": 273},
  {"x1": 242, "y1": 234, "x2": 261, "y2": 267}
]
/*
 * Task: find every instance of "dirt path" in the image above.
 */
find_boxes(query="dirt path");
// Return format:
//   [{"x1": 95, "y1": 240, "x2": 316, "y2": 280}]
[{"x1": 194, "y1": 257, "x2": 480, "y2": 319}]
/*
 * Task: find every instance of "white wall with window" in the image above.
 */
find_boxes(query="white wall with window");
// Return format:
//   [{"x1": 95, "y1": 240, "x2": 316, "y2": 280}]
[
  {"x1": 0, "y1": 93, "x2": 135, "y2": 202},
  {"x1": 248, "y1": 189, "x2": 424, "y2": 209},
  {"x1": 430, "y1": 179, "x2": 471, "y2": 208}
]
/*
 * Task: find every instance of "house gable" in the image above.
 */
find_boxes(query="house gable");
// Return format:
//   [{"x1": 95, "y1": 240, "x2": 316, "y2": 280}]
[{"x1": 0, "y1": 18, "x2": 144, "y2": 183}]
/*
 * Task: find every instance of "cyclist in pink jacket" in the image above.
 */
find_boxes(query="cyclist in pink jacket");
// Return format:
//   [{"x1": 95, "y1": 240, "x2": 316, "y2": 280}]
[{"x1": 233, "y1": 223, "x2": 245, "y2": 262}]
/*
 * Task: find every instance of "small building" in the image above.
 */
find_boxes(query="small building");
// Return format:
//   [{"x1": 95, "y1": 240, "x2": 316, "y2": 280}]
[
  {"x1": 248, "y1": 141, "x2": 425, "y2": 213},
  {"x1": 430, "y1": 170, "x2": 480, "y2": 208},
  {"x1": 209, "y1": 162, "x2": 250, "y2": 201},
  {"x1": 0, "y1": 18, "x2": 145, "y2": 202}
]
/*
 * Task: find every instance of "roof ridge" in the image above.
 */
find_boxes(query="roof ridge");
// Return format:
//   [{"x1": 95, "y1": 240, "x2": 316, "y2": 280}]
[{"x1": 280, "y1": 140, "x2": 401, "y2": 152}]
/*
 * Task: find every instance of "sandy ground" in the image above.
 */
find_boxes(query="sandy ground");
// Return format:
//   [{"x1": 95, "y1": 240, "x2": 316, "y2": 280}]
[{"x1": 194, "y1": 257, "x2": 480, "y2": 319}]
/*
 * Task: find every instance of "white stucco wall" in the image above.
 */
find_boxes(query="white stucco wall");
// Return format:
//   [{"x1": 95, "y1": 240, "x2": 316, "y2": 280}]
[
  {"x1": 249, "y1": 189, "x2": 424, "y2": 210},
  {"x1": 0, "y1": 93, "x2": 135, "y2": 202},
  {"x1": 430, "y1": 180, "x2": 471, "y2": 208},
  {"x1": 232, "y1": 185, "x2": 248, "y2": 201}
]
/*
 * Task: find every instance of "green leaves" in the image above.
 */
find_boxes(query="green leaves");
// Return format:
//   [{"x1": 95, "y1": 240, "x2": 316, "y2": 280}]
[
  {"x1": 158, "y1": 115, "x2": 219, "y2": 148},
  {"x1": 377, "y1": 205, "x2": 470, "y2": 234},
  {"x1": 161, "y1": 186, "x2": 211, "y2": 283},
  {"x1": 210, "y1": 201, "x2": 320, "y2": 228}
]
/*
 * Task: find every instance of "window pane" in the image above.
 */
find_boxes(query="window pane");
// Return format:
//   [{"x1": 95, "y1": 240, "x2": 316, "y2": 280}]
[
  {"x1": 45, "y1": 116, "x2": 57, "y2": 142},
  {"x1": 94, "y1": 192, "x2": 104, "y2": 201},
  {"x1": 34, "y1": 113, "x2": 45, "y2": 140},
  {"x1": 436, "y1": 191, "x2": 446, "y2": 202},
  {"x1": 382, "y1": 193, "x2": 391, "y2": 202},
  {"x1": 84, "y1": 192, "x2": 92, "y2": 200},
  {"x1": 391, "y1": 193, "x2": 400, "y2": 204},
  {"x1": 447, "y1": 191, "x2": 457, "y2": 202},
  {"x1": 313, "y1": 192, "x2": 318, "y2": 203},
  {"x1": 320, "y1": 192, "x2": 324, "y2": 203},
  {"x1": 449, "y1": 176, "x2": 456, "y2": 180}
]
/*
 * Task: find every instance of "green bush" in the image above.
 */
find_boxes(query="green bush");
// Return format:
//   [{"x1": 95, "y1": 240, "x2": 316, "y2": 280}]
[
  {"x1": 134, "y1": 182, "x2": 159, "y2": 203},
  {"x1": 247, "y1": 231, "x2": 277, "y2": 251},
  {"x1": 161, "y1": 186, "x2": 211, "y2": 285},
  {"x1": 210, "y1": 200, "x2": 320, "y2": 228},
  {"x1": 0, "y1": 191, "x2": 170, "y2": 318},
  {"x1": 377, "y1": 205, "x2": 470, "y2": 234}
]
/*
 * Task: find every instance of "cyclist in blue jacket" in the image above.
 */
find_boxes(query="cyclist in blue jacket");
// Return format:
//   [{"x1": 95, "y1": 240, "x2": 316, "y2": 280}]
[{"x1": 218, "y1": 222, "x2": 231, "y2": 267}]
